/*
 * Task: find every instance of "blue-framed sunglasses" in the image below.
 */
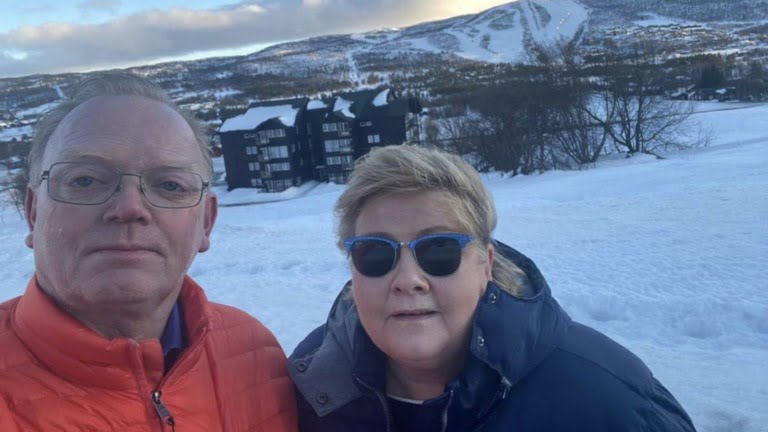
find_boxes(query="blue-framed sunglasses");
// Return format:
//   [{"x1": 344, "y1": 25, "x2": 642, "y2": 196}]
[{"x1": 343, "y1": 233, "x2": 475, "y2": 277}]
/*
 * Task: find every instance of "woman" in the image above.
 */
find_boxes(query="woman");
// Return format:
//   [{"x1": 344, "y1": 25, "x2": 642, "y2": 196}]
[{"x1": 289, "y1": 145, "x2": 695, "y2": 431}]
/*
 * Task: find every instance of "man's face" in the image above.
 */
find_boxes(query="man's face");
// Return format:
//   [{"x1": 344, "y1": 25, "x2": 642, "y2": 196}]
[{"x1": 25, "y1": 95, "x2": 217, "y2": 314}]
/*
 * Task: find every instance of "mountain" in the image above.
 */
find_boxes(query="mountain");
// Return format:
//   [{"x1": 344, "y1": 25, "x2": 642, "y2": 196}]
[
  {"x1": 216, "y1": 0, "x2": 588, "y2": 83},
  {"x1": 1, "y1": 0, "x2": 767, "y2": 120}
]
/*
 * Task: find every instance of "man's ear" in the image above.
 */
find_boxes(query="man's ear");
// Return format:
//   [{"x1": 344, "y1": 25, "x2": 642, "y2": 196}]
[
  {"x1": 24, "y1": 185, "x2": 37, "y2": 249},
  {"x1": 198, "y1": 192, "x2": 218, "y2": 253}
]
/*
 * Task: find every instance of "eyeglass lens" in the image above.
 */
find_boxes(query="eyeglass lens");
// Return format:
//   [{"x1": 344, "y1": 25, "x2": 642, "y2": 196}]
[
  {"x1": 349, "y1": 236, "x2": 464, "y2": 277},
  {"x1": 46, "y1": 162, "x2": 205, "y2": 208}
]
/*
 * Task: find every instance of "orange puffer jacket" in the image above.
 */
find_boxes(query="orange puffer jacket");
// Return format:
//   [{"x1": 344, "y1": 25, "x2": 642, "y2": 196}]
[{"x1": 0, "y1": 276, "x2": 298, "y2": 432}]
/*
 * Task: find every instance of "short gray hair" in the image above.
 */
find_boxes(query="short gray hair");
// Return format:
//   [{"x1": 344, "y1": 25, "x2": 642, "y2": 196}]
[
  {"x1": 335, "y1": 144, "x2": 528, "y2": 296},
  {"x1": 28, "y1": 72, "x2": 212, "y2": 184}
]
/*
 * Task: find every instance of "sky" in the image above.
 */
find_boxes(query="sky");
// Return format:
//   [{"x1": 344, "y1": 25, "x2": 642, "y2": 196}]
[{"x1": 0, "y1": 0, "x2": 513, "y2": 78}]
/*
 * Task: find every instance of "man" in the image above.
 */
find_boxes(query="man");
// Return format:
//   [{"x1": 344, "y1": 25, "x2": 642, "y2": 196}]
[{"x1": 0, "y1": 73, "x2": 298, "y2": 431}]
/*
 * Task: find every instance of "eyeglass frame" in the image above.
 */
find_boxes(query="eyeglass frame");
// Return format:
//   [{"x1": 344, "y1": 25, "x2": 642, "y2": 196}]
[
  {"x1": 343, "y1": 233, "x2": 476, "y2": 277},
  {"x1": 39, "y1": 161, "x2": 211, "y2": 209}
]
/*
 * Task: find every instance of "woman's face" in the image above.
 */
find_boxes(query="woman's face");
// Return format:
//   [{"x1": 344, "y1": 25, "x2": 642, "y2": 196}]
[{"x1": 351, "y1": 191, "x2": 493, "y2": 370}]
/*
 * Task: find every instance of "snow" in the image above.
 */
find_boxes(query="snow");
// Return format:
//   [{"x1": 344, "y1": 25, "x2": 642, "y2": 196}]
[
  {"x1": 15, "y1": 101, "x2": 59, "y2": 117},
  {"x1": 372, "y1": 89, "x2": 390, "y2": 107},
  {"x1": 0, "y1": 103, "x2": 766, "y2": 431},
  {"x1": 393, "y1": 0, "x2": 588, "y2": 64},
  {"x1": 333, "y1": 97, "x2": 355, "y2": 118},
  {"x1": 0, "y1": 125, "x2": 32, "y2": 140},
  {"x1": 521, "y1": 0, "x2": 589, "y2": 47},
  {"x1": 213, "y1": 88, "x2": 242, "y2": 99},
  {"x1": 346, "y1": 50, "x2": 361, "y2": 85},
  {"x1": 307, "y1": 100, "x2": 327, "y2": 110},
  {"x1": 219, "y1": 104, "x2": 299, "y2": 132}
]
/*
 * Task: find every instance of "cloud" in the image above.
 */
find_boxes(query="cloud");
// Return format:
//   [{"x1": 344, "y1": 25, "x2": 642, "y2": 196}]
[
  {"x1": 78, "y1": 0, "x2": 122, "y2": 16},
  {"x1": 0, "y1": 0, "x2": 510, "y2": 78}
]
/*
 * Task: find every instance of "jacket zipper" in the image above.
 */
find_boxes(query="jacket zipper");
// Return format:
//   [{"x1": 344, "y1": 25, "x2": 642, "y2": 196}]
[
  {"x1": 355, "y1": 377, "x2": 393, "y2": 432},
  {"x1": 440, "y1": 389, "x2": 455, "y2": 432},
  {"x1": 151, "y1": 391, "x2": 176, "y2": 431},
  {"x1": 147, "y1": 323, "x2": 212, "y2": 431},
  {"x1": 471, "y1": 377, "x2": 512, "y2": 432}
]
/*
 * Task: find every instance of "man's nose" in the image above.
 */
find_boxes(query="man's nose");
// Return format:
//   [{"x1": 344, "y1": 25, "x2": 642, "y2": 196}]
[{"x1": 102, "y1": 175, "x2": 152, "y2": 223}]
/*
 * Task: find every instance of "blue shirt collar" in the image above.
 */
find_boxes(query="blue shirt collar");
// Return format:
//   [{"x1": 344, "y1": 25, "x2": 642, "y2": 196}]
[{"x1": 160, "y1": 301, "x2": 185, "y2": 357}]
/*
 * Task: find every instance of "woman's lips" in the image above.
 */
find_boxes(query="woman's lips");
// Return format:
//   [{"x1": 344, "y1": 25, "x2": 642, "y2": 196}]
[{"x1": 391, "y1": 309, "x2": 438, "y2": 321}]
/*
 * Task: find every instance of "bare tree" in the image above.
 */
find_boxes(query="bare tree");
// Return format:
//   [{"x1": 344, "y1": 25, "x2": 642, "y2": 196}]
[
  {"x1": 535, "y1": 42, "x2": 615, "y2": 165},
  {"x1": 591, "y1": 48, "x2": 694, "y2": 157}
]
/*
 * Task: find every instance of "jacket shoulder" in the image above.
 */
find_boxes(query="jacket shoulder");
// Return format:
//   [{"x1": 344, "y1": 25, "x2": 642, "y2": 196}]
[
  {"x1": 208, "y1": 302, "x2": 284, "y2": 349},
  {"x1": 290, "y1": 324, "x2": 325, "y2": 360},
  {"x1": 0, "y1": 297, "x2": 33, "y2": 373},
  {"x1": 206, "y1": 302, "x2": 299, "y2": 431},
  {"x1": 524, "y1": 322, "x2": 696, "y2": 431},
  {"x1": 557, "y1": 322, "x2": 654, "y2": 392}
]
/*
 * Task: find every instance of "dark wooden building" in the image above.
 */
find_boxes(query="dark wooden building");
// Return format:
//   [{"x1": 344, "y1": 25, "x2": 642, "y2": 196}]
[
  {"x1": 220, "y1": 88, "x2": 422, "y2": 192},
  {"x1": 219, "y1": 98, "x2": 308, "y2": 192}
]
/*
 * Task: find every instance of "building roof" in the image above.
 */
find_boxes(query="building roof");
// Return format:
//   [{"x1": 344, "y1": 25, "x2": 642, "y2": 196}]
[
  {"x1": 307, "y1": 100, "x2": 327, "y2": 110},
  {"x1": 219, "y1": 104, "x2": 300, "y2": 132},
  {"x1": 332, "y1": 97, "x2": 355, "y2": 119},
  {"x1": 372, "y1": 89, "x2": 391, "y2": 107}
]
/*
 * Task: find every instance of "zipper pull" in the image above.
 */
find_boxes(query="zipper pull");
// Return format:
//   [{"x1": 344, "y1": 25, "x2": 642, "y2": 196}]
[
  {"x1": 151, "y1": 391, "x2": 176, "y2": 429},
  {"x1": 500, "y1": 377, "x2": 512, "y2": 399}
]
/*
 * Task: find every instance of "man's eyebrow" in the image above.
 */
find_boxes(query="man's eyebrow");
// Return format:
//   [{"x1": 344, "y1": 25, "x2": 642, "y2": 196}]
[{"x1": 49, "y1": 152, "x2": 198, "y2": 171}]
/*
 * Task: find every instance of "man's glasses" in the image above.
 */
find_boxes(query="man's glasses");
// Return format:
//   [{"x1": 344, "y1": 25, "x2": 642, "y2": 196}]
[
  {"x1": 41, "y1": 162, "x2": 210, "y2": 209},
  {"x1": 343, "y1": 233, "x2": 475, "y2": 277}
]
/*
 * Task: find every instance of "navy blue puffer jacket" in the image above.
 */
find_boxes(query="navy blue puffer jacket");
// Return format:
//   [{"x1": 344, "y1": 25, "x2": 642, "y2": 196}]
[{"x1": 289, "y1": 244, "x2": 696, "y2": 431}]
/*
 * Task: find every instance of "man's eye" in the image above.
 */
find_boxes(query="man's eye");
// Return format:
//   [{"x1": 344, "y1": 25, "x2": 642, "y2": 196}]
[
  {"x1": 159, "y1": 181, "x2": 184, "y2": 192},
  {"x1": 72, "y1": 176, "x2": 95, "y2": 187}
]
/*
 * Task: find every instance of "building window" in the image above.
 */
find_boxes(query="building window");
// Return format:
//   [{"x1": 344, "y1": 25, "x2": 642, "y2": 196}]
[
  {"x1": 257, "y1": 128, "x2": 287, "y2": 143},
  {"x1": 327, "y1": 155, "x2": 353, "y2": 166},
  {"x1": 328, "y1": 172, "x2": 350, "y2": 184},
  {"x1": 263, "y1": 145, "x2": 289, "y2": 160},
  {"x1": 266, "y1": 179, "x2": 293, "y2": 192},
  {"x1": 265, "y1": 162, "x2": 291, "y2": 173},
  {"x1": 324, "y1": 138, "x2": 353, "y2": 153},
  {"x1": 248, "y1": 162, "x2": 260, "y2": 171},
  {"x1": 367, "y1": 134, "x2": 381, "y2": 144},
  {"x1": 250, "y1": 178, "x2": 259, "y2": 187},
  {"x1": 246, "y1": 146, "x2": 253, "y2": 155},
  {"x1": 322, "y1": 122, "x2": 350, "y2": 134},
  {"x1": 360, "y1": 121, "x2": 372, "y2": 127}
]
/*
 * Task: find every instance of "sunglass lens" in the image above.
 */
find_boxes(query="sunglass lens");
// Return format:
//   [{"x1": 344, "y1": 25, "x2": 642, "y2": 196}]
[
  {"x1": 350, "y1": 239, "x2": 396, "y2": 277},
  {"x1": 415, "y1": 237, "x2": 462, "y2": 276}
]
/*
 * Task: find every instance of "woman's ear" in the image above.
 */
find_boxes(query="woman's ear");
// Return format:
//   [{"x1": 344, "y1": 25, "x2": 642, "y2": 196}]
[{"x1": 485, "y1": 245, "x2": 494, "y2": 281}]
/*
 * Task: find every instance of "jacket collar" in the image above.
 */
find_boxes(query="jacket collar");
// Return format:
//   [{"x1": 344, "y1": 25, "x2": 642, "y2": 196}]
[
  {"x1": 12, "y1": 275, "x2": 213, "y2": 391},
  {"x1": 290, "y1": 244, "x2": 572, "y2": 418}
]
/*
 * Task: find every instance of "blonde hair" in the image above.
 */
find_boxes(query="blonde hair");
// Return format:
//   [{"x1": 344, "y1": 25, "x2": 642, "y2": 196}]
[
  {"x1": 335, "y1": 144, "x2": 526, "y2": 296},
  {"x1": 28, "y1": 72, "x2": 212, "y2": 184}
]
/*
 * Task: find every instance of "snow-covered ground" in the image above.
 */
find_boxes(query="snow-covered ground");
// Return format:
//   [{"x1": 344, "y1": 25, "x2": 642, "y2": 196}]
[{"x1": 0, "y1": 103, "x2": 766, "y2": 431}]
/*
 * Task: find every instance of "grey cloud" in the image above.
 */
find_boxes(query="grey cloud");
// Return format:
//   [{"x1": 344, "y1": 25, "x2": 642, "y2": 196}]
[
  {"x1": 78, "y1": 0, "x2": 122, "y2": 16},
  {"x1": 0, "y1": 0, "x2": 506, "y2": 77}
]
